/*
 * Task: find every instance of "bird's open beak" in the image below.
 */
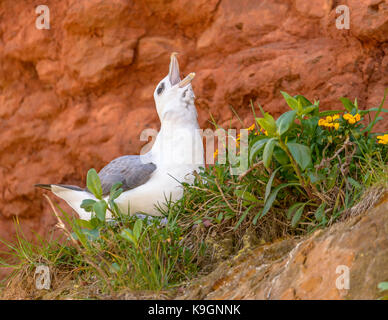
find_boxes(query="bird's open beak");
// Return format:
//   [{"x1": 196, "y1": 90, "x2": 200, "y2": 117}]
[
  {"x1": 178, "y1": 72, "x2": 195, "y2": 88},
  {"x1": 169, "y1": 52, "x2": 181, "y2": 86}
]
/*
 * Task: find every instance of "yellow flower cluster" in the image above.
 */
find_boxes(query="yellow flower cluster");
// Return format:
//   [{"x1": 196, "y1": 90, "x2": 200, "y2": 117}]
[
  {"x1": 318, "y1": 115, "x2": 340, "y2": 130},
  {"x1": 237, "y1": 124, "x2": 256, "y2": 142},
  {"x1": 343, "y1": 113, "x2": 361, "y2": 124},
  {"x1": 213, "y1": 123, "x2": 265, "y2": 159},
  {"x1": 377, "y1": 134, "x2": 388, "y2": 145},
  {"x1": 247, "y1": 124, "x2": 255, "y2": 131},
  {"x1": 254, "y1": 128, "x2": 268, "y2": 136}
]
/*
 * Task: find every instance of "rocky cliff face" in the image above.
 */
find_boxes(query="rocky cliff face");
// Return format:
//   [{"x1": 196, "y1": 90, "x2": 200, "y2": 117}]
[
  {"x1": 179, "y1": 193, "x2": 388, "y2": 300},
  {"x1": 0, "y1": 0, "x2": 387, "y2": 242}
]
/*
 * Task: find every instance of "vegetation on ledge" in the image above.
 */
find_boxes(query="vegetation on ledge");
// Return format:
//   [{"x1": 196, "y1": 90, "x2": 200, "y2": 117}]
[{"x1": 1, "y1": 90, "x2": 387, "y2": 299}]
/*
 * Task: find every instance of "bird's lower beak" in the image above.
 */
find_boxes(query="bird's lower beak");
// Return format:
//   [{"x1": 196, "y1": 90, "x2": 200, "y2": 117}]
[
  {"x1": 169, "y1": 52, "x2": 181, "y2": 86},
  {"x1": 178, "y1": 72, "x2": 195, "y2": 88}
]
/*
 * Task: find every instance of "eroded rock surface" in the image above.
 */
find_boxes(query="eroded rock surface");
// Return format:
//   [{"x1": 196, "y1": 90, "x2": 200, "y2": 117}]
[
  {"x1": 0, "y1": 1, "x2": 387, "y2": 244},
  {"x1": 178, "y1": 195, "x2": 388, "y2": 300}
]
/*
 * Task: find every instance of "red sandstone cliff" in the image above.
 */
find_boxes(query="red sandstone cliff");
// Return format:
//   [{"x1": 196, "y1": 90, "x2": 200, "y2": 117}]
[{"x1": 0, "y1": 0, "x2": 387, "y2": 243}]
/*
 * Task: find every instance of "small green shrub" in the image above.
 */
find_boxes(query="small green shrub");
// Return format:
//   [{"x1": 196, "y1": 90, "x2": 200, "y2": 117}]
[{"x1": 170, "y1": 89, "x2": 388, "y2": 256}]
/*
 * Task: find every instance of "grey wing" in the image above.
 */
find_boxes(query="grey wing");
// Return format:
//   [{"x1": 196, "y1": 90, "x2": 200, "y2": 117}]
[{"x1": 97, "y1": 155, "x2": 157, "y2": 195}]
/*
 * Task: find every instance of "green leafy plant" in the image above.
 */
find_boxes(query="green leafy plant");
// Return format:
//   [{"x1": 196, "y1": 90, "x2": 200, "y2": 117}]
[
  {"x1": 249, "y1": 89, "x2": 388, "y2": 228},
  {"x1": 378, "y1": 282, "x2": 388, "y2": 300},
  {"x1": 0, "y1": 169, "x2": 198, "y2": 296}
]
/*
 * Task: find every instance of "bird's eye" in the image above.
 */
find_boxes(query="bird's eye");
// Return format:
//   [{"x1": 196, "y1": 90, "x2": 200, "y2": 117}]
[{"x1": 157, "y1": 82, "x2": 165, "y2": 95}]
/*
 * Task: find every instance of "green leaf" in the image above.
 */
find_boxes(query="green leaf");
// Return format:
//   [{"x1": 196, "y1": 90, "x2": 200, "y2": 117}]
[
  {"x1": 234, "y1": 206, "x2": 253, "y2": 230},
  {"x1": 301, "y1": 117, "x2": 319, "y2": 135},
  {"x1": 362, "y1": 88, "x2": 387, "y2": 133},
  {"x1": 110, "y1": 262, "x2": 120, "y2": 273},
  {"x1": 90, "y1": 217, "x2": 101, "y2": 229},
  {"x1": 291, "y1": 205, "x2": 305, "y2": 228},
  {"x1": 347, "y1": 177, "x2": 362, "y2": 190},
  {"x1": 87, "y1": 168, "x2": 103, "y2": 199},
  {"x1": 76, "y1": 219, "x2": 93, "y2": 229},
  {"x1": 265, "y1": 166, "x2": 283, "y2": 203},
  {"x1": 133, "y1": 219, "x2": 143, "y2": 240},
  {"x1": 378, "y1": 282, "x2": 388, "y2": 292},
  {"x1": 253, "y1": 182, "x2": 300, "y2": 224},
  {"x1": 307, "y1": 171, "x2": 322, "y2": 184},
  {"x1": 364, "y1": 107, "x2": 388, "y2": 113},
  {"x1": 249, "y1": 138, "x2": 269, "y2": 163},
  {"x1": 287, "y1": 202, "x2": 304, "y2": 219},
  {"x1": 340, "y1": 97, "x2": 356, "y2": 113},
  {"x1": 301, "y1": 105, "x2": 318, "y2": 116},
  {"x1": 281, "y1": 91, "x2": 299, "y2": 111},
  {"x1": 80, "y1": 199, "x2": 96, "y2": 212},
  {"x1": 287, "y1": 142, "x2": 312, "y2": 171},
  {"x1": 256, "y1": 113, "x2": 277, "y2": 135},
  {"x1": 314, "y1": 203, "x2": 326, "y2": 222},
  {"x1": 295, "y1": 95, "x2": 313, "y2": 108},
  {"x1": 273, "y1": 147, "x2": 289, "y2": 165},
  {"x1": 108, "y1": 199, "x2": 121, "y2": 216},
  {"x1": 81, "y1": 228, "x2": 100, "y2": 241},
  {"x1": 121, "y1": 228, "x2": 137, "y2": 245},
  {"x1": 318, "y1": 110, "x2": 343, "y2": 117},
  {"x1": 276, "y1": 110, "x2": 297, "y2": 135},
  {"x1": 235, "y1": 189, "x2": 259, "y2": 203},
  {"x1": 263, "y1": 138, "x2": 277, "y2": 168},
  {"x1": 109, "y1": 182, "x2": 123, "y2": 201},
  {"x1": 93, "y1": 200, "x2": 107, "y2": 222}
]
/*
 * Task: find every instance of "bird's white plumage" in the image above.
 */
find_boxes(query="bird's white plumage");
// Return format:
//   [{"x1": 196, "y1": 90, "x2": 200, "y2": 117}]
[{"x1": 49, "y1": 54, "x2": 204, "y2": 220}]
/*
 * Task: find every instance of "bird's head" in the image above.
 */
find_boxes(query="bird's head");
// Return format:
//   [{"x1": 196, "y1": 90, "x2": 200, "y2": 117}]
[{"x1": 153, "y1": 53, "x2": 197, "y2": 126}]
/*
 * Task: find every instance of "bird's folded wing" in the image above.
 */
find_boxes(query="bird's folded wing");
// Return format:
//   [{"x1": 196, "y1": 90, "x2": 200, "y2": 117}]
[{"x1": 97, "y1": 155, "x2": 157, "y2": 195}]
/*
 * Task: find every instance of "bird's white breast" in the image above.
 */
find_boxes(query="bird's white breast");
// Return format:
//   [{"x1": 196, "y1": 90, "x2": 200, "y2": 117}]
[{"x1": 115, "y1": 123, "x2": 204, "y2": 216}]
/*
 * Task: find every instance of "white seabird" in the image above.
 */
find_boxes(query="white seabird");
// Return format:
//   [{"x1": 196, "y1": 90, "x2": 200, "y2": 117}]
[{"x1": 36, "y1": 53, "x2": 204, "y2": 220}]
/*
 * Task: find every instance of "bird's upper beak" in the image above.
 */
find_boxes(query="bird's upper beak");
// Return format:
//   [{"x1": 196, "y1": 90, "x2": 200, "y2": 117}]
[
  {"x1": 169, "y1": 52, "x2": 181, "y2": 86},
  {"x1": 168, "y1": 52, "x2": 196, "y2": 88}
]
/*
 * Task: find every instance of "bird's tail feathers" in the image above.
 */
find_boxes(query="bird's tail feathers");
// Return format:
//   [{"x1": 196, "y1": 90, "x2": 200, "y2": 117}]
[
  {"x1": 34, "y1": 183, "x2": 52, "y2": 191},
  {"x1": 35, "y1": 184, "x2": 85, "y2": 192}
]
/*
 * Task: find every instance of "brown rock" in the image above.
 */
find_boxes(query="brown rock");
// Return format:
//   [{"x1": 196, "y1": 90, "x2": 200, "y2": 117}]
[
  {"x1": 348, "y1": 0, "x2": 388, "y2": 42},
  {"x1": 295, "y1": 0, "x2": 333, "y2": 18}
]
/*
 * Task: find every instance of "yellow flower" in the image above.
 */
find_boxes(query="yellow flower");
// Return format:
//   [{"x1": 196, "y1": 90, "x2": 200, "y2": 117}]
[
  {"x1": 259, "y1": 128, "x2": 268, "y2": 135},
  {"x1": 213, "y1": 149, "x2": 218, "y2": 158},
  {"x1": 319, "y1": 114, "x2": 341, "y2": 130},
  {"x1": 237, "y1": 133, "x2": 241, "y2": 141},
  {"x1": 343, "y1": 113, "x2": 360, "y2": 125},
  {"x1": 377, "y1": 134, "x2": 388, "y2": 145},
  {"x1": 247, "y1": 124, "x2": 255, "y2": 131}
]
